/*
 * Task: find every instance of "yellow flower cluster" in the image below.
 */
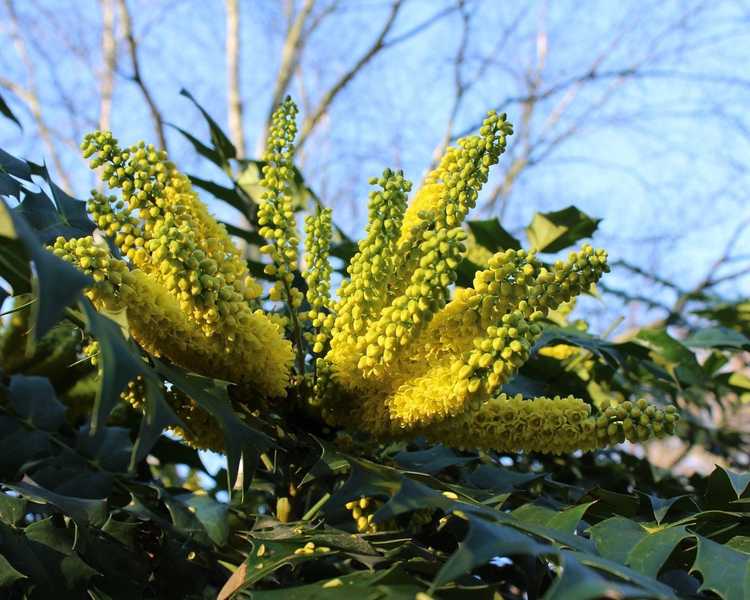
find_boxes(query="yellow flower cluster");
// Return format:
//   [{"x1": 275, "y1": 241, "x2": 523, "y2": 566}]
[
  {"x1": 39, "y1": 98, "x2": 681, "y2": 457},
  {"x1": 52, "y1": 133, "x2": 295, "y2": 400},
  {"x1": 345, "y1": 497, "x2": 393, "y2": 533},
  {"x1": 303, "y1": 207, "x2": 334, "y2": 354},
  {"x1": 258, "y1": 97, "x2": 304, "y2": 309},
  {"x1": 82, "y1": 132, "x2": 263, "y2": 339},
  {"x1": 309, "y1": 110, "x2": 620, "y2": 452},
  {"x1": 426, "y1": 394, "x2": 677, "y2": 454}
]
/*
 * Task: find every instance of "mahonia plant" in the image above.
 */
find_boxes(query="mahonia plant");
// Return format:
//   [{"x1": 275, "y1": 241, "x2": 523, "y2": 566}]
[{"x1": 50, "y1": 98, "x2": 677, "y2": 454}]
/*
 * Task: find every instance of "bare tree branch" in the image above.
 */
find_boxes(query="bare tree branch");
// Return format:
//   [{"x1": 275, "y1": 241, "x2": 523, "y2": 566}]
[
  {"x1": 99, "y1": 0, "x2": 117, "y2": 133},
  {"x1": 296, "y1": 0, "x2": 404, "y2": 150},
  {"x1": 226, "y1": 0, "x2": 245, "y2": 157},
  {"x1": 261, "y1": 0, "x2": 316, "y2": 152},
  {"x1": 117, "y1": 0, "x2": 167, "y2": 151},
  {"x1": 4, "y1": 0, "x2": 73, "y2": 191}
]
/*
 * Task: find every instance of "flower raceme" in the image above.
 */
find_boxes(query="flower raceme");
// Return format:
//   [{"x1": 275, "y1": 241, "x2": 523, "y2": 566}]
[
  {"x1": 56, "y1": 134, "x2": 294, "y2": 400},
  {"x1": 49, "y1": 99, "x2": 677, "y2": 454}
]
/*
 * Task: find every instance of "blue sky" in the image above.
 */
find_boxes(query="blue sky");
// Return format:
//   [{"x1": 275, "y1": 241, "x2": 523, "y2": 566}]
[{"x1": 2, "y1": 0, "x2": 749, "y2": 333}]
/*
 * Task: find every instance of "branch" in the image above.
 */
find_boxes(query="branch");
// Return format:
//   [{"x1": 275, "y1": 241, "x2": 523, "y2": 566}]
[
  {"x1": 99, "y1": 0, "x2": 117, "y2": 133},
  {"x1": 226, "y1": 0, "x2": 245, "y2": 157},
  {"x1": 259, "y1": 0, "x2": 316, "y2": 153},
  {"x1": 116, "y1": 0, "x2": 167, "y2": 151},
  {"x1": 4, "y1": 0, "x2": 74, "y2": 192},
  {"x1": 296, "y1": 0, "x2": 404, "y2": 150}
]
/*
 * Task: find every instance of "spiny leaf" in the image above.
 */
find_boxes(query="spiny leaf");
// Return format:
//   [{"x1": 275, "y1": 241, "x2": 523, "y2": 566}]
[
  {"x1": 626, "y1": 525, "x2": 692, "y2": 578},
  {"x1": 8, "y1": 375, "x2": 66, "y2": 431},
  {"x1": 154, "y1": 360, "x2": 272, "y2": 493},
  {"x1": 1, "y1": 198, "x2": 90, "y2": 338},
  {"x1": 433, "y1": 516, "x2": 554, "y2": 588},
  {"x1": 684, "y1": 326, "x2": 750, "y2": 350},
  {"x1": 589, "y1": 517, "x2": 648, "y2": 564},
  {"x1": 393, "y1": 445, "x2": 476, "y2": 475},
  {"x1": 130, "y1": 375, "x2": 186, "y2": 467},
  {"x1": 526, "y1": 205, "x2": 600, "y2": 254},
  {"x1": 7, "y1": 481, "x2": 107, "y2": 528},
  {"x1": 636, "y1": 328, "x2": 705, "y2": 385},
  {"x1": 692, "y1": 536, "x2": 750, "y2": 600},
  {"x1": 468, "y1": 218, "x2": 521, "y2": 252},
  {"x1": 175, "y1": 492, "x2": 229, "y2": 546},
  {"x1": 180, "y1": 89, "x2": 237, "y2": 167},
  {"x1": 80, "y1": 301, "x2": 144, "y2": 433},
  {"x1": 0, "y1": 92, "x2": 22, "y2": 129}
]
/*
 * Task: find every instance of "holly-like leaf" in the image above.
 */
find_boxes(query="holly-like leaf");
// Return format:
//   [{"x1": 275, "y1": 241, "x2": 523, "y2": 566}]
[
  {"x1": 8, "y1": 375, "x2": 66, "y2": 431},
  {"x1": 684, "y1": 326, "x2": 750, "y2": 350},
  {"x1": 640, "y1": 493, "x2": 695, "y2": 525},
  {"x1": 433, "y1": 516, "x2": 554, "y2": 588},
  {"x1": 526, "y1": 206, "x2": 600, "y2": 253},
  {"x1": 626, "y1": 525, "x2": 693, "y2": 578},
  {"x1": 636, "y1": 328, "x2": 705, "y2": 385},
  {"x1": 189, "y1": 174, "x2": 249, "y2": 217},
  {"x1": 175, "y1": 492, "x2": 228, "y2": 546},
  {"x1": 534, "y1": 325, "x2": 624, "y2": 368},
  {"x1": 692, "y1": 536, "x2": 750, "y2": 600},
  {"x1": 543, "y1": 551, "x2": 655, "y2": 600},
  {"x1": 76, "y1": 425, "x2": 132, "y2": 473},
  {"x1": 80, "y1": 301, "x2": 144, "y2": 432},
  {"x1": 0, "y1": 552, "x2": 27, "y2": 587},
  {"x1": 589, "y1": 517, "x2": 647, "y2": 563},
  {"x1": 154, "y1": 360, "x2": 272, "y2": 493},
  {"x1": 7, "y1": 481, "x2": 107, "y2": 528},
  {"x1": 393, "y1": 445, "x2": 476, "y2": 475},
  {"x1": 0, "y1": 92, "x2": 22, "y2": 129},
  {"x1": 1, "y1": 198, "x2": 91, "y2": 338},
  {"x1": 468, "y1": 218, "x2": 521, "y2": 252},
  {"x1": 131, "y1": 375, "x2": 186, "y2": 467},
  {"x1": 180, "y1": 89, "x2": 236, "y2": 167}
]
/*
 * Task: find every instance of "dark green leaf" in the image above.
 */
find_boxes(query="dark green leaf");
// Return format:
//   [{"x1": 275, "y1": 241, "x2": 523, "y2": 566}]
[
  {"x1": 0, "y1": 148, "x2": 31, "y2": 179},
  {"x1": 463, "y1": 463, "x2": 544, "y2": 493},
  {"x1": 175, "y1": 492, "x2": 228, "y2": 546},
  {"x1": 80, "y1": 301, "x2": 144, "y2": 432},
  {"x1": 131, "y1": 375, "x2": 186, "y2": 466},
  {"x1": 0, "y1": 493, "x2": 27, "y2": 527},
  {"x1": 684, "y1": 326, "x2": 750, "y2": 350},
  {"x1": 393, "y1": 445, "x2": 476, "y2": 475},
  {"x1": 636, "y1": 328, "x2": 704, "y2": 385},
  {"x1": 189, "y1": 175, "x2": 248, "y2": 215},
  {"x1": 526, "y1": 205, "x2": 601, "y2": 253},
  {"x1": 76, "y1": 426, "x2": 132, "y2": 473},
  {"x1": 154, "y1": 360, "x2": 272, "y2": 493},
  {"x1": 692, "y1": 536, "x2": 750, "y2": 600},
  {"x1": 0, "y1": 551, "x2": 27, "y2": 587},
  {"x1": 543, "y1": 551, "x2": 651, "y2": 600},
  {"x1": 534, "y1": 325, "x2": 623, "y2": 367},
  {"x1": 589, "y1": 517, "x2": 647, "y2": 563},
  {"x1": 0, "y1": 92, "x2": 22, "y2": 129},
  {"x1": 8, "y1": 375, "x2": 66, "y2": 431},
  {"x1": 626, "y1": 525, "x2": 692, "y2": 577},
  {"x1": 7, "y1": 482, "x2": 107, "y2": 528},
  {"x1": 180, "y1": 89, "x2": 236, "y2": 166},
  {"x1": 468, "y1": 218, "x2": 521, "y2": 252},
  {"x1": 433, "y1": 516, "x2": 553, "y2": 587},
  {"x1": 221, "y1": 220, "x2": 265, "y2": 246},
  {"x1": 640, "y1": 493, "x2": 695, "y2": 525},
  {"x1": 169, "y1": 124, "x2": 224, "y2": 167},
  {"x1": 455, "y1": 257, "x2": 481, "y2": 288}
]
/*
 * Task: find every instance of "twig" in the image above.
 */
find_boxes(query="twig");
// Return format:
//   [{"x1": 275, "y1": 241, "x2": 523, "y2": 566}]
[
  {"x1": 117, "y1": 0, "x2": 168, "y2": 151},
  {"x1": 296, "y1": 0, "x2": 404, "y2": 150},
  {"x1": 4, "y1": 0, "x2": 74, "y2": 192},
  {"x1": 226, "y1": 0, "x2": 245, "y2": 157}
]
